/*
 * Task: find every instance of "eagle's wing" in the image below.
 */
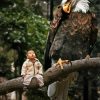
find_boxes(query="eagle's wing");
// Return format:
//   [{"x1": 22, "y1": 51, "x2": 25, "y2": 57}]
[
  {"x1": 46, "y1": 12, "x2": 98, "y2": 100},
  {"x1": 44, "y1": 6, "x2": 63, "y2": 70},
  {"x1": 88, "y1": 13, "x2": 98, "y2": 54}
]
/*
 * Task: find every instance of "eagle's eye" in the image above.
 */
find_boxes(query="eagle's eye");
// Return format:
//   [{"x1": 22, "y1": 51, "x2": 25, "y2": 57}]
[
  {"x1": 58, "y1": 6, "x2": 60, "y2": 8},
  {"x1": 57, "y1": 5, "x2": 62, "y2": 9}
]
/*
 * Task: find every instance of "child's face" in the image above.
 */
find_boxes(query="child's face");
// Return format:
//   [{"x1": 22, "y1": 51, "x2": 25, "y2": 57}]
[{"x1": 27, "y1": 51, "x2": 36, "y2": 59}]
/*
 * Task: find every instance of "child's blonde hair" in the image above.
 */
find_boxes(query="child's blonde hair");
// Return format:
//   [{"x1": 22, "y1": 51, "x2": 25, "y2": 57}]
[{"x1": 27, "y1": 50, "x2": 35, "y2": 55}]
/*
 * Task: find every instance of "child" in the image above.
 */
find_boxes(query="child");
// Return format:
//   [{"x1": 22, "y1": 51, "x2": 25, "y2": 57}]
[{"x1": 21, "y1": 50, "x2": 44, "y2": 90}]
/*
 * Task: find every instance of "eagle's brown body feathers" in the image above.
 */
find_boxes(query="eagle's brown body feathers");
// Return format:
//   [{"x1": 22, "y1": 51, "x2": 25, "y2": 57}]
[
  {"x1": 44, "y1": 9, "x2": 98, "y2": 69},
  {"x1": 44, "y1": 4, "x2": 98, "y2": 100},
  {"x1": 44, "y1": 0, "x2": 97, "y2": 100}
]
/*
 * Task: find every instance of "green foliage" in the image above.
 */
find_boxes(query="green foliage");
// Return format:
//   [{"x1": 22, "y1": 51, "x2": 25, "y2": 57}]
[{"x1": 0, "y1": 1, "x2": 50, "y2": 76}]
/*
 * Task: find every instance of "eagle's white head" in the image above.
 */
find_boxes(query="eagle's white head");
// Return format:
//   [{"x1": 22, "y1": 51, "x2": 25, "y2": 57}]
[{"x1": 61, "y1": 0, "x2": 90, "y2": 13}]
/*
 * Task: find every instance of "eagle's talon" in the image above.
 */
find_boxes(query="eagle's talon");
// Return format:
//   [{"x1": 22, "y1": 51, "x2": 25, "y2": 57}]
[
  {"x1": 55, "y1": 58, "x2": 71, "y2": 69},
  {"x1": 65, "y1": 60, "x2": 72, "y2": 66}
]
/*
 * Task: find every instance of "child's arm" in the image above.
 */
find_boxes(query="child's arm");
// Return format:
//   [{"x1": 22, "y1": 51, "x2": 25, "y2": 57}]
[
  {"x1": 38, "y1": 63, "x2": 43, "y2": 75},
  {"x1": 35, "y1": 61, "x2": 44, "y2": 87},
  {"x1": 35, "y1": 61, "x2": 43, "y2": 75},
  {"x1": 21, "y1": 61, "x2": 27, "y2": 76}
]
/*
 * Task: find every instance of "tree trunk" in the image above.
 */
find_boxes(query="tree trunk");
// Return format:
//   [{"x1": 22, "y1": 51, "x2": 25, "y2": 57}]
[
  {"x1": 83, "y1": 73, "x2": 89, "y2": 100},
  {"x1": 0, "y1": 58, "x2": 100, "y2": 95}
]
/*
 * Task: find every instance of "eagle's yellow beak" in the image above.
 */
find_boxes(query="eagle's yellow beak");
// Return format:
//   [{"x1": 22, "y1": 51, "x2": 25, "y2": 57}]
[{"x1": 63, "y1": 2, "x2": 72, "y2": 13}]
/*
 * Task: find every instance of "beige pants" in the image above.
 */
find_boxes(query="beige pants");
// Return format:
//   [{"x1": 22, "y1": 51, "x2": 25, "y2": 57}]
[{"x1": 23, "y1": 74, "x2": 44, "y2": 86}]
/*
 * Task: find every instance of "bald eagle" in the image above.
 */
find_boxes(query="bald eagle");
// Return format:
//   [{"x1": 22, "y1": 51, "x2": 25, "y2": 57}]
[{"x1": 44, "y1": 0, "x2": 98, "y2": 99}]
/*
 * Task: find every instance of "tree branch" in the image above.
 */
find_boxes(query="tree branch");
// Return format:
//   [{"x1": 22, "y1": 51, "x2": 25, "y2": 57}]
[{"x1": 0, "y1": 57, "x2": 100, "y2": 95}]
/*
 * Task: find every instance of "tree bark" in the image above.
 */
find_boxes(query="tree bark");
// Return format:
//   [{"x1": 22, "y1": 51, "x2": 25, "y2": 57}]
[{"x1": 0, "y1": 57, "x2": 100, "y2": 95}]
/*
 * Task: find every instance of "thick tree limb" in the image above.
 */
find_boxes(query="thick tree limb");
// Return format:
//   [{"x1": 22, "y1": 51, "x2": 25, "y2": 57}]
[{"x1": 0, "y1": 57, "x2": 100, "y2": 95}]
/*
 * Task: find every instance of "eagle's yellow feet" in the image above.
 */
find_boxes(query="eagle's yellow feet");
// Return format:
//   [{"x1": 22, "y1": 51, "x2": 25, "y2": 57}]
[{"x1": 55, "y1": 58, "x2": 71, "y2": 69}]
